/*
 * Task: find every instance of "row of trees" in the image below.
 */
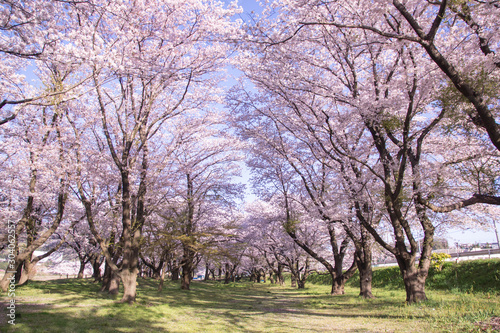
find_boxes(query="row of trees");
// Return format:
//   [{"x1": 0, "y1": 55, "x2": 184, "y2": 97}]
[
  {"x1": 230, "y1": 0, "x2": 500, "y2": 303},
  {"x1": 0, "y1": 0, "x2": 245, "y2": 304},
  {"x1": 1, "y1": 0, "x2": 499, "y2": 304}
]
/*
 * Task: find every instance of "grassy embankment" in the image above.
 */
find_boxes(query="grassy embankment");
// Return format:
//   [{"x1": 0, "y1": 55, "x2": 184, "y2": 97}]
[{"x1": 0, "y1": 259, "x2": 499, "y2": 333}]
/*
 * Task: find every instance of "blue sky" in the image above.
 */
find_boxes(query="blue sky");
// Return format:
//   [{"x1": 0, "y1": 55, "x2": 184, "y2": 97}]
[{"x1": 447, "y1": 227, "x2": 499, "y2": 245}]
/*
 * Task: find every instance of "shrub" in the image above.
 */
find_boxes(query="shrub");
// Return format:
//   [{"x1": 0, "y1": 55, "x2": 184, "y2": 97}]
[{"x1": 430, "y1": 252, "x2": 451, "y2": 271}]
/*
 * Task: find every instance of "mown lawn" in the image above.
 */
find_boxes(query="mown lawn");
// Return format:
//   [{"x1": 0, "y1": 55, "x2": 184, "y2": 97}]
[{"x1": 0, "y1": 278, "x2": 499, "y2": 332}]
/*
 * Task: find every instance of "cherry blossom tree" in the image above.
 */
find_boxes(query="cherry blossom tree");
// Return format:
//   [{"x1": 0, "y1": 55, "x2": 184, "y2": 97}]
[
  {"x1": 61, "y1": 221, "x2": 101, "y2": 279},
  {"x1": 0, "y1": 1, "x2": 96, "y2": 125},
  {"x1": 0, "y1": 64, "x2": 79, "y2": 291},
  {"x1": 243, "y1": 199, "x2": 322, "y2": 289},
  {"x1": 232, "y1": 1, "x2": 500, "y2": 302},
  {"x1": 233, "y1": 115, "x2": 359, "y2": 294},
  {"x1": 267, "y1": 0, "x2": 500, "y2": 205},
  {"x1": 154, "y1": 112, "x2": 244, "y2": 290},
  {"x1": 65, "y1": 0, "x2": 241, "y2": 303}
]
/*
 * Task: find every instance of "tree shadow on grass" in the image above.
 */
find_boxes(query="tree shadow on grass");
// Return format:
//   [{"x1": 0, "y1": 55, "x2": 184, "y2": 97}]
[
  {"x1": 1, "y1": 279, "x2": 427, "y2": 333},
  {"x1": 1, "y1": 302, "x2": 165, "y2": 333}
]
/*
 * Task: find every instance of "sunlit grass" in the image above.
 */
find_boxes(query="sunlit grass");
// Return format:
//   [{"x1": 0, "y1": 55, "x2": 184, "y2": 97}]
[{"x1": 1, "y1": 278, "x2": 498, "y2": 332}]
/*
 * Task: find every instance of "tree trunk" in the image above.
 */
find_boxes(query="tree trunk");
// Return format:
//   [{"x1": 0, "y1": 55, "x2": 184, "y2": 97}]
[
  {"x1": 108, "y1": 270, "x2": 120, "y2": 296},
  {"x1": 0, "y1": 270, "x2": 16, "y2": 293},
  {"x1": 151, "y1": 266, "x2": 161, "y2": 280},
  {"x1": 120, "y1": 268, "x2": 138, "y2": 303},
  {"x1": 180, "y1": 247, "x2": 194, "y2": 290},
  {"x1": 250, "y1": 269, "x2": 256, "y2": 282},
  {"x1": 204, "y1": 263, "x2": 210, "y2": 281},
  {"x1": 277, "y1": 263, "x2": 285, "y2": 286},
  {"x1": 18, "y1": 256, "x2": 37, "y2": 285},
  {"x1": 77, "y1": 259, "x2": 86, "y2": 279},
  {"x1": 181, "y1": 267, "x2": 191, "y2": 290},
  {"x1": 269, "y1": 270, "x2": 275, "y2": 284},
  {"x1": 101, "y1": 262, "x2": 110, "y2": 291},
  {"x1": 290, "y1": 274, "x2": 297, "y2": 288},
  {"x1": 400, "y1": 263, "x2": 428, "y2": 303},
  {"x1": 91, "y1": 255, "x2": 103, "y2": 282},
  {"x1": 353, "y1": 233, "x2": 374, "y2": 299},
  {"x1": 171, "y1": 260, "x2": 180, "y2": 281},
  {"x1": 331, "y1": 277, "x2": 345, "y2": 295},
  {"x1": 357, "y1": 260, "x2": 373, "y2": 299},
  {"x1": 224, "y1": 263, "x2": 231, "y2": 284},
  {"x1": 158, "y1": 263, "x2": 167, "y2": 292}
]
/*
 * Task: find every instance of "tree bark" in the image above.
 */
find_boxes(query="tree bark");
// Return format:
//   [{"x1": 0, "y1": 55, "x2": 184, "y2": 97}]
[
  {"x1": 90, "y1": 254, "x2": 103, "y2": 282},
  {"x1": 120, "y1": 268, "x2": 138, "y2": 303},
  {"x1": 290, "y1": 274, "x2": 297, "y2": 288},
  {"x1": 277, "y1": 263, "x2": 285, "y2": 286},
  {"x1": 180, "y1": 247, "x2": 194, "y2": 290},
  {"x1": 399, "y1": 259, "x2": 428, "y2": 303},
  {"x1": 357, "y1": 259, "x2": 373, "y2": 299},
  {"x1": 171, "y1": 260, "x2": 180, "y2": 281},
  {"x1": 0, "y1": 192, "x2": 67, "y2": 292},
  {"x1": 158, "y1": 264, "x2": 167, "y2": 292},
  {"x1": 77, "y1": 260, "x2": 86, "y2": 279},
  {"x1": 181, "y1": 267, "x2": 192, "y2": 290},
  {"x1": 108, "y1": 269, "x2": 121, "y2": 296},
  {"x1": 204, "y1": 263, "x2": 210, "y2": 281},
  {"x1": 224, "y1": 263, "x2": 231, "y2": 284},
  {"x1": 269, "y1": 270, "x2": 275, "y2": 284}
]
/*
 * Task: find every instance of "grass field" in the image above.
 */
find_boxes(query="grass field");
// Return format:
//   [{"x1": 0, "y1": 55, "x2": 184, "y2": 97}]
[{"x1": 1, "y1": 276, "x2": 499, "y2": 333}]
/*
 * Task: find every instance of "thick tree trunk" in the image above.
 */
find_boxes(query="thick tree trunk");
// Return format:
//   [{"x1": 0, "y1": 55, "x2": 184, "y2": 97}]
[
  {"x1": 250, "y1": 269, "x2": 257, "y2": 282},
  {"x1": 255, "y1": 269, "x2": 261, "y2": 283},
  {"x1": 120, "y1": 268, "x2": 138, "y2": 303},
  {"x1": 77, "y1": 260, "x2": 86, "y2": 279},
  {"x1": 400, "y1": 263, "x2": 428, "y2": 303},
  {"x1": 181, "y1": 267, "x2": 191, "y2": 290},
  {"x1": 290, "y1": 274, "x2": 297, "y2": 288},
  {"x1": 91, "y1": 255, "x2": 102, "y2": 282},
  {"x1": 18, "y1": 257, "x2": 37, "y2": 285},
  {"x1": 180, "y1": 247, "x2": 194, "y2": 290},
  {"x1": 101, "y1": 262, "x2": 110, "y2": 291},
  {"x1": 171, "y1": 260, "x2": 180, "y2": 281},
  {"x1": 269, "y1": 270, "x2": 275, "y2": 284},
  {"x1": 330, "y1": 273, "x2": 345, "y2": 295},
  {"x1": 1, "y1": 191, "x2": 67, "y2": 292},
  {"x1": 0, "y1": 270, "x2": 16, "y2": 293},
  {"x1": 1, "y1": 256, "x2": 35, "y2": 290},
  {"x1": 331, "y1": 284, "x2": 344, "y2": 295},
  {"x1": 204, "y1": 263, "x2": 210, "y2": 281},
  {"x1": 101, "y1": 262, "x2": 120, "y2": 296},
  {"x1": 108, "y1": 270, "x2": 120, "y2": 296},
  {"x1": 357, "y1": 260, "x2": 374, "y2": 299},
  {"x1": 106, "y1": 271, "x2": 120, "y2": 295},
  {"x1": 354, "y1": 237, "x2": 374, "y2": 299},
  {"x1": 119, "y1": 246, "x2": 140, "y2": 303},
  {"x1": 277, "y1": 264, "x2": 285, "y2": 286}
]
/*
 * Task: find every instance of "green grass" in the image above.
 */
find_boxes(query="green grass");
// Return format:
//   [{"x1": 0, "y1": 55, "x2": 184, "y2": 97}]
[
  {"x1": 1, "y1": 275, "x2": 499, "y2": 332},
  {"x1": 308, "y1": 259, "x2": 500, "y2": 294}
]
